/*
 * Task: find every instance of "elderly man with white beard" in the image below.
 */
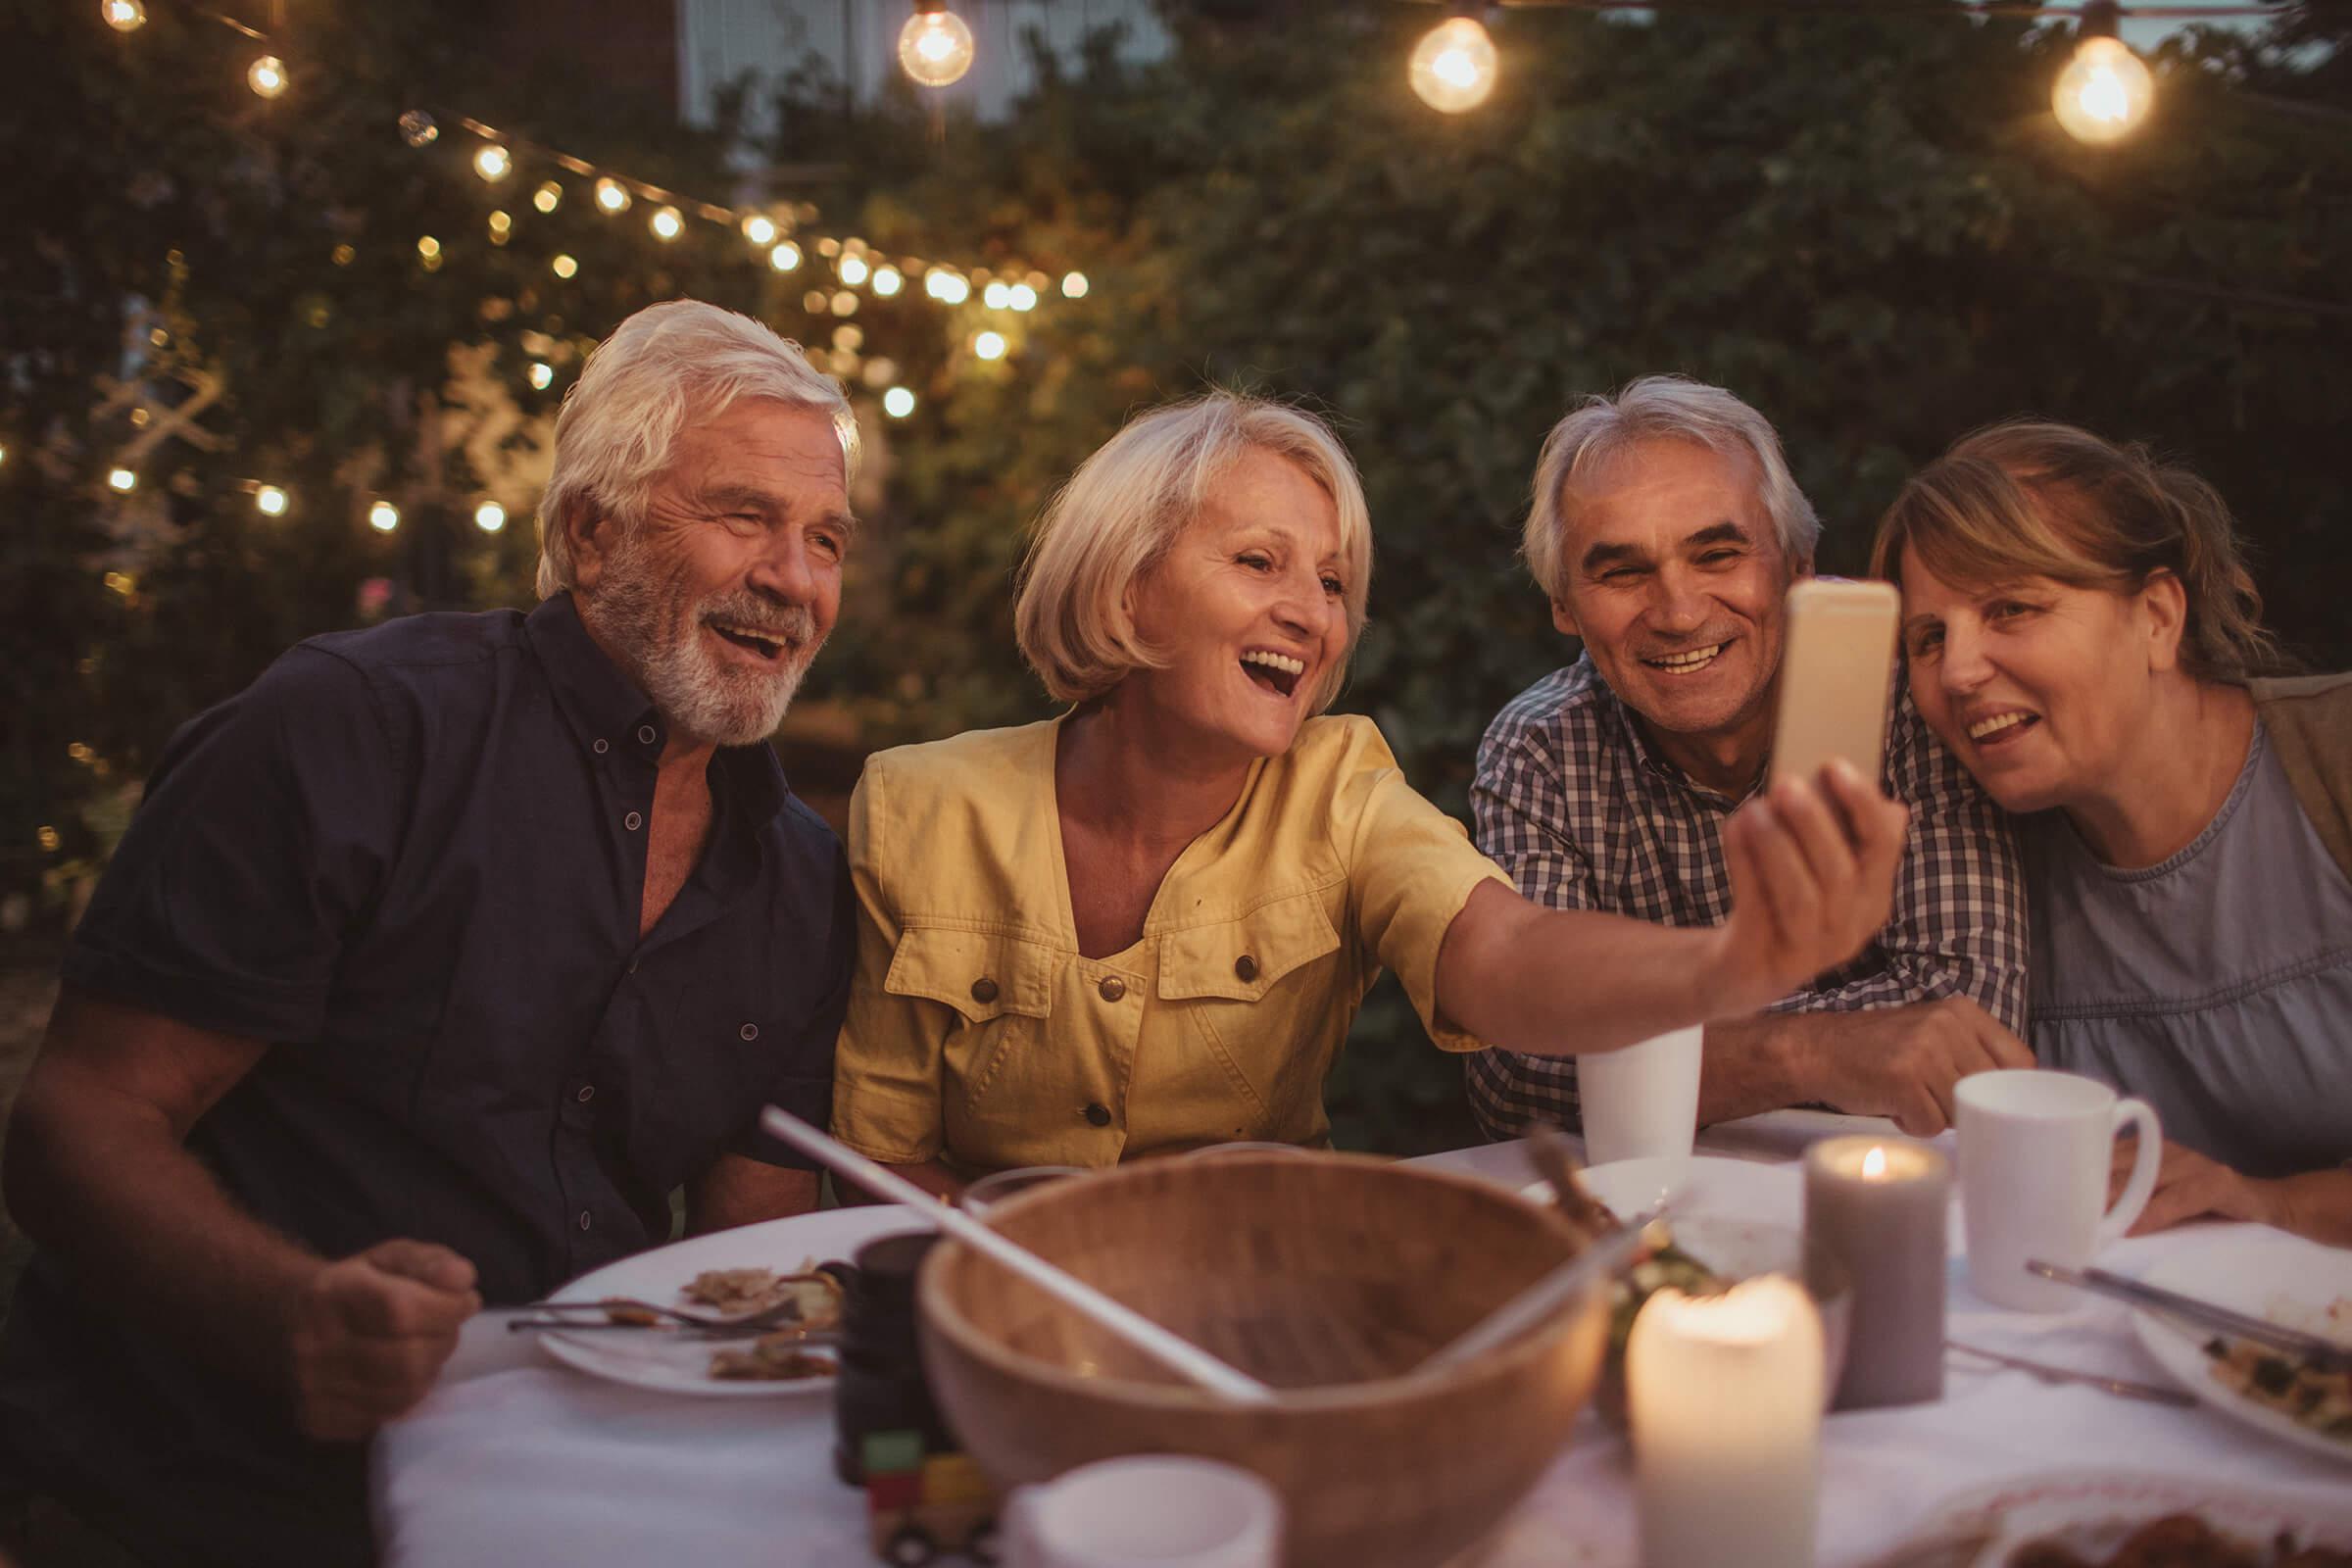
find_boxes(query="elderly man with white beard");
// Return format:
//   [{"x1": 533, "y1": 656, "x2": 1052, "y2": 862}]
[{"x1": 0, "y1": 301, "x2": 858, "y2": 1567}]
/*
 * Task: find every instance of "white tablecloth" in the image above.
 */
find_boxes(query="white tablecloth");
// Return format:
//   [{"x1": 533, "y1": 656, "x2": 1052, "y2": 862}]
[{"x1": 372, "y1": 1114, "x2": 2350, "y2": 1567}]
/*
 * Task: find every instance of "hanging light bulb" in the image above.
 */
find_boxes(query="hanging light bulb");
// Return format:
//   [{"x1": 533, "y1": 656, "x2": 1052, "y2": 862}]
[
  {"x1": 982, "y1": 281, "x2": 1010, "y2": 310},
  {"x1": 474, "y1": 501, "x2": 507, "y2": 533},
  {"x1": 533, "y1": 180, "x2": 563, "y2": 214},
  {"x1": 472, "y1": 144, "x2": 512, "y2": 181},
  {"x1": 883, "y1": 387, "x2": 916, "y2": 419},
  {"x1": 528, "y1": 362, "x2": 555, "y2": 390},
  {"x1": 101, "y1": 0, "x2": 146, "y2": 31},
  {"x1": 551, "y1": 253, "x2": 578, "y2": 279},
  {"x1": 1008, "y1": 283, "x2": 1038, "y2": 312},
  {"x1": 1408, "y1": 10, "x2": 1496, "y2": 115},
  {"x1": 742, "y1": 214, "x2": 778, "y2": 247},
  {"x1": 368, "y1": 500, "x2": 401, "y2": 532},
  {"x1": 255, "y1": 485, "x2": 290, "y2": 516},
  {"x1": 649, "y1": 205, "x2": 683, "y2": 241},
  {"x1": 898, "y1": 3, "x2": 975, "y2": 88},
  {"x1": 838, "y1": 255, "x2": 870, "y2": 287},
  {"x1": 594, "y1": 177, "x2": 631, "y2": 215},
  {"x1": 247, "y1": 54, "x2": 289, "y2": 99},
  {"x1": 972, "y1": 330, "x2": 1006, "y2": 361},
  {"x1": 107, "y1": 467, "x2": 138, "y2": 494},
  {"x1": 399, "y1": 110, "x2": 440, "y2": 148},
  {"x1": 1061, "y1": 270, "x2": 1089, "y2": 299},
  {"x1": 2053, "y1": 5, "x2": 2153, "y2": 145},
  {"x1": 871, "y1": 266, "x2": 904, "y2": 297}
]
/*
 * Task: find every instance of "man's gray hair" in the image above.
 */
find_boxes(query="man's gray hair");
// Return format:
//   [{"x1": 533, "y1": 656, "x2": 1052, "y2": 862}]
[
  {"x1": 1521, "y1": 375, "x2": 1819, "y2": 602},
  {"x1": 535, "y1": 300, "x2": 858, "y2": 599}
]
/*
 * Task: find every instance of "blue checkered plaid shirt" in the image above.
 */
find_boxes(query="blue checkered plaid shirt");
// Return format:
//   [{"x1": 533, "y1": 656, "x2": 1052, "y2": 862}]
[{"x1": 1463, "y1": 655, "x2": 2028, "y2": 1139}]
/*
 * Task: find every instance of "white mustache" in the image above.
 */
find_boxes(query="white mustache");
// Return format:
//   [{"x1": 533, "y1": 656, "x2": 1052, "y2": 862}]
[{"x1": 701, "y1": 599, "x2": 817, "y2": 647}]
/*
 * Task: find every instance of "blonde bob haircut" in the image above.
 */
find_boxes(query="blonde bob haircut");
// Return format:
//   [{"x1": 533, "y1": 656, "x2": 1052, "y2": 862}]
[
  {"x1": 536, "y1": 299, "x2": 856, "y2": 599},
  {"x1": 1013, "y1": 393, "x2": 1373, "y2": 714},
  {"x1": 1871, "y1": 419, "x2": 2289, "y2": 686}
]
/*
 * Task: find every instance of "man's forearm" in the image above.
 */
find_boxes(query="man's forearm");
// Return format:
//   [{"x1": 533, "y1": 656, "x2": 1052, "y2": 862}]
[{"x1": 7, "y1": 1060, "x2": 321, "y2": 1392}]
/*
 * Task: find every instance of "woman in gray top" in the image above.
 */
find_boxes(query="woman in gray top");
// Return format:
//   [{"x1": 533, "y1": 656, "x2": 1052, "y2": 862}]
[{"x1": 1872, "y1": 420, "x2": 2352, "y2": 1248}]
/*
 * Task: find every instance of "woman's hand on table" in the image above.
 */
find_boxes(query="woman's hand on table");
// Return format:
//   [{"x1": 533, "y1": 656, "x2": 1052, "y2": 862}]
[{"x1": 2113, "y1": 1138, "x2": 2352, "y2": 1246}]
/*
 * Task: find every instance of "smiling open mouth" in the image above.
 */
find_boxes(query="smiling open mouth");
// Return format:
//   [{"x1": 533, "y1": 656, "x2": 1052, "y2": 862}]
[
  {"x1": 1240, "y1": 649, "x2": 1302, "y2": 699},
  {"x1": 1967, "y1": 710, "x2": 2040, "y2": 745},
  {"x1": 1642, "y1": 642, "x2": 1728, "y2": 676},
  {"x1": 709, "y1": 620, "x2": 794, "y2": 662}
]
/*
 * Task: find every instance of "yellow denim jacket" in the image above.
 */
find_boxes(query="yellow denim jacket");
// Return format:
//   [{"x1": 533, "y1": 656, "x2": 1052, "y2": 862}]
[{"x1": 830, "y1": 713, "x2": 1510, "y2": 1171}]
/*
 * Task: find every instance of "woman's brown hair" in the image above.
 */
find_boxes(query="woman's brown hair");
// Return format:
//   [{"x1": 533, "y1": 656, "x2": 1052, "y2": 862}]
[{"x1": 1871, "y1": 419, "x2": 2291, "y2": 684}]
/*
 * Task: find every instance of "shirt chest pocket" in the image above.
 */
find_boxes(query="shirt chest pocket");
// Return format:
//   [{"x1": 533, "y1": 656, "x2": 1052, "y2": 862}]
[
  {"x1": 882, "y1": 925, "x2": 1058, "y2": 1110},
  {"x1": 1155, "y1": 892, "x2": 1347, "y2": 1121}
]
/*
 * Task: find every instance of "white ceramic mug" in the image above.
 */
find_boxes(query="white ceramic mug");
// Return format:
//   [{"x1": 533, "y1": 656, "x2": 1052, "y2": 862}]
[
  {"x1": 1954, "y1": 1069, "x2": 2162, "y2": 1312},
  {"x1": 1001, "y1": 1455, "x2": 1283, "y2": 1568},
  {"x1": 1579, "y1": 1025, "x2": 1704, "y2": 1166}
]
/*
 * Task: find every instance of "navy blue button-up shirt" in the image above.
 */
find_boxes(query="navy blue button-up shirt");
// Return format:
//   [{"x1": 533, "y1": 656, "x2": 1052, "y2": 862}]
[{"x1": 0, "y1": 593, "x2": 851, "y2": 1562}]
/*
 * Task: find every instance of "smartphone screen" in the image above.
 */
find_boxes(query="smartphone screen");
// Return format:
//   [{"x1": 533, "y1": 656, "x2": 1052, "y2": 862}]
[{"x1": 1766, "y1": 579, "x2": 1900, "y2": 792}]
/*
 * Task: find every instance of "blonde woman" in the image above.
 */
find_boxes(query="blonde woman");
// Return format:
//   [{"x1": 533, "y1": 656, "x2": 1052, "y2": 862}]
[
  {"x1": 1875, "y1": 420, "x2": 2352, "y2": 1245},
  {"x1": 832, "y1": 393, "x2": 1908, "y2": 1192}
]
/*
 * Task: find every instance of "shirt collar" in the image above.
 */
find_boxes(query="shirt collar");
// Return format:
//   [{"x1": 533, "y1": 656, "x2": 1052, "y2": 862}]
[{"x1": 524, "y1": 592, "x2": 792, "y2": 828}]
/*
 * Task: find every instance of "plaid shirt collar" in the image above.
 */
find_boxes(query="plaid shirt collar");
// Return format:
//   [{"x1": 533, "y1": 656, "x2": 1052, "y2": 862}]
[{"x1": 1584, "y1": 655, "x2": 1763, "y2": 810}]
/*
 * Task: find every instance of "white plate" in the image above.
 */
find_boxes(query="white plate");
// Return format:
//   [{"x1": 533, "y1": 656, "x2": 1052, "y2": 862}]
[
  {"x1": 1897, "y1": 1468, "x2": 2352, "y2": 1568},
  {"x1": 1525, "y1": 1153, "x2": 1802, "y2": 1228},
  {"x1": 537, "y1": 1204, "x2": 927, "y2": 1397},
  {"x1": 2129, "y1": 1228, "x2": 2352, "y2": 1465}
]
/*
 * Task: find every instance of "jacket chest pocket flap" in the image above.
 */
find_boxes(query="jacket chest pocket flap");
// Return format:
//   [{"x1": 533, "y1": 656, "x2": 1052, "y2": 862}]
[
  {"x1": 1156, "y1": 893, "x2": 1342, "y2": 1003},
  {"x1": 882, "y1": 925, "x2": 1055, "y2": 1023}
]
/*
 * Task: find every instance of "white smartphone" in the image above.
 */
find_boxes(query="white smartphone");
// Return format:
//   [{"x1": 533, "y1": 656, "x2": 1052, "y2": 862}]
[{"x1": 1766, "y1": 578, "x2": 1901, "y2": 791}]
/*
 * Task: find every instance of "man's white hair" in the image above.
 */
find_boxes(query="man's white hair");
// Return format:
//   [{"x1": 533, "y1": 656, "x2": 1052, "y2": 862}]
[
  {"x1": 535, "y1": 300, "x2": 857, "y2": 599},
  {"x1": 1522, "y1": 374, "x2": 1819, "y2": 602}
]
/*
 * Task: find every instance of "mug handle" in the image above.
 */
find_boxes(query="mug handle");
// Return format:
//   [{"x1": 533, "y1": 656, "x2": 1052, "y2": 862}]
[{"x1": 2096, "y1": 1097, "x2": 2162, "y2": 1248}]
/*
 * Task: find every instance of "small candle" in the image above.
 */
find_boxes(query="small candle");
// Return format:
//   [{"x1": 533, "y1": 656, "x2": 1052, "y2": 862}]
[
  {"x1": 1803, "y1": 1135, "x2": 1949, "y2": 1409},
  {"x1": 1626, "y1": 1275, "x2": 1824, "y2": 1568}
]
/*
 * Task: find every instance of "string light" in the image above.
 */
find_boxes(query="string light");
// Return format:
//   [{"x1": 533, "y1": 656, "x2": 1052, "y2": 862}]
[
  {"x1": 1410, "y1": 11, "x2": 1497, "y2": 115},
  {"x1": 982, "y1": 281, "x2": 1010, "y2": 310},
  {"x1": 528, "y1": 362, "x2": 554, "y2": 390},
  {"x1": 649, "y1": 204, "x2": 683, "y2": 241},
  {"x1": 416, "y1": 235, "x2": 442, "y2": 271},
  {"x1": 1062, "y1": 271, "x2": 1089, "y2": 299},
  {"x1": 108, "y1": 467, "x2": 137, "y2": 494},
  {"x1": 769, "y1": 241, "x2": 803, "y2": 272},
  {"x1": 742, "y1": 214, "x2": 778, "y2": 247},
  {"x1": 399, "y1": 109, "x2": 439, "y2": 147},
  {"x1": 101, "y1": 0, "x2": 146, "y2": 31},
  {"x1": 255, "y1": 484, "x2": 289, "y2": 515},
  {"x1": 551, "y1": 253, "x2": 578, "y2": 278},
  {"x1": 883, "y1": 386, "x2": 916, "y2": 418},
  {"x1": 2054, "y1": 2, "x2": 2154, "y2": 144},
  {"x1": 473, "y1": 501, "x2": 507, "y2": 533},
  {"x1": 872, "y1": 266, "x2": 904, "y2": 297},
  {"x1": 532, "y1": 180, "x2": 562, "y2": 214},
  {"x1": 898, "y1": 3, "x2": 976, "y2": 89},
  {"x1": 472, "y1": 143, "x2": 512, "y2": 181},
  {"x1": 1008, "y1": 283, "x2": 1038, "y2": 312},
  {"x1": 839, "y1": 255, "x2": 871, "y2": 287},
  {"x1": 830, "y1": 291, "x2": 859, "y2": 317},
  {"x1": 368, "y1": 500, "x2": 400, "y2": 532},
  {"x1": 972, "y1": 330, "x2": 1006, "y2": 361},
  {"x1": 594, "y1": 177, "x2": 631, "y2": 215},
  {"x1": 247, "y1": 54, "x2": 288, "y2": 99},
  {"x1": 926, "y1": 269, "x2": 970, "y2": 305}
]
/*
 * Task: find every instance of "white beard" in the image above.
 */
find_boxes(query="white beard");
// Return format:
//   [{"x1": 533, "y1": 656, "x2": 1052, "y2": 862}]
[{"x1": 591, "y1": 533, "x2": 823, "y2": 748}]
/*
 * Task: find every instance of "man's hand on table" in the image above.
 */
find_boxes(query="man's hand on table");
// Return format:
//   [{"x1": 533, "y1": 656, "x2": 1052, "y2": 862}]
[
  {"x1": 287, "y1": 1240, "x2": 480, "y2": 1441},
  {"x1": 1700, "y1": 996, "x2": 2032, "y2": 1136}
]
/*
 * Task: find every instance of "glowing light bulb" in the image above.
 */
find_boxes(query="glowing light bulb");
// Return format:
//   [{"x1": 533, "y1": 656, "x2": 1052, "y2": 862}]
[
  {"x1": 101, "y1": 0, "x2": 146, "y2": 31},
  {"x1": 247, "y1": 54, "x2": 289, "y2": 99},
  {"x1": 871, "y1": 266, "x2": 904, "y2": 297},
  {"x1": 551, "y1": 253, "x2": 578, "y2": 279},
  {"x1": 982, "y1": 281, "x2": 1009, "y2": 310},
  {"x1": 883, "y1": 386, "x2": 916, "y2": 419},
  {"x1": 1008, "y1": 283, "x2": 1038, "y2": 312},
  {"x1": 399, "y1": 109, "x2": 438, "y2": 147},
  {"x1": 926, "y1": 269, "x2": 970, "y2": 306},
  {"x1": 830, "y1": 291, "x2": 859, "y2": 317},
  {"x1": 769, "y1": 241, "x2": 803, "y2": 272},
  {"x1": 1408, "y1": 16, "x2": 1496, "y2": 115},
  {"x1": 368, "y1": 500, "x2": 400, "y2": 532},
  {"x1": 533, "y1": 180, "x2": 562, "y2": 214},
  {"x1": 1061, "y1": 270, "x2": 1089, "y2": 299},
  {"x1": 839, "y1": 255, "x2": 870, "y2": 288},
  {"x1": 595, "y1": 178, "x2": 631, "y2": 215},
  {"x1": 474, "y1": 501, "x2": 507, "y2": 533},
  {"x1": 528, "y1": 362, "x2": 554, "y2": 390},
  {"x1": 473, "y1": 144, "x2": 512, "y2": 182},
  {"x1": 742, "y1": 214, "x2": 778, "y2": 247},
  {"x1": 649, "y1": 205, "x2": 683, "y2": 241},
  {"x1": 972, "y1": 330, "x2": 1006, "y2": 361},
  {"x1": 832, "y1": 324, "x2": 864, "y2": 352},
  {"x1": 108, "y1": 467, "x2": 137, "y2": 494},
  {"x1": 487, "y1": 211, "x2": 512, "y2": 245},
  {"x1": 255, "y1": 485, "x2": 289, "y2": 516},
  {"x1": 2053, "y1": 35, "x2": 2154, "y2": 145},
  {"x1": 898, "y1": 7, "x2": 975, "y2": 88}
]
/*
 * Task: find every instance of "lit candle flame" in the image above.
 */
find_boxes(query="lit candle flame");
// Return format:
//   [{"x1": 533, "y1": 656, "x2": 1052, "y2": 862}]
[{"x1": 1863, "y1": 1146, "x2": 1887, "y2": 1180}]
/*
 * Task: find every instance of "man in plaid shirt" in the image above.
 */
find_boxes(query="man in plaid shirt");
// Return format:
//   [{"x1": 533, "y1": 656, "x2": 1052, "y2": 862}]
[{"x1": 1467, "y1": 377, "x2": 2030, "y2": 1141}]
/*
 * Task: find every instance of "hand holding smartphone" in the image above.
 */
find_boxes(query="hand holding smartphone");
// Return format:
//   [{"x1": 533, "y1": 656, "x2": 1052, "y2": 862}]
[{"x1": 1767, "y1": 578, "x2": 1901, "y2": 794}]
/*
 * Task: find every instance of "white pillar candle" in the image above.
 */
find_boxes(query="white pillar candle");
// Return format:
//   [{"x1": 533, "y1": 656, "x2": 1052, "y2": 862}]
[
  {"x1": 1803, "y1": 1136, "x2": 1948, "y2": 1408},
  {"x1": 1626, "y1": 1275, "x2": 1824, "y2": 1568}
]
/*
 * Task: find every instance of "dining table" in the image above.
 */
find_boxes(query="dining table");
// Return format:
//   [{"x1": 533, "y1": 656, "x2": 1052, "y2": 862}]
[{"x1": 370, "y1": 1110, "x2": 2352, "y2": 1567}]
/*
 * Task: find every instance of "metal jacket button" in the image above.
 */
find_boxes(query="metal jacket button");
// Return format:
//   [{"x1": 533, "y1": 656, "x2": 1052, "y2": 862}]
[
  {"x1": 637, "y1": 724, "x2": 658, "y2": 746},
  {"x1": 739, "y1": 1022, "x2": 760, "y2": 1042},
  {"x1": 592, "y1": 738, "x2": 610, "y2": 755},
  {"x1": 1234, "y1": 955, "x2": 1259, "y2": 982},
  {"x1": 623, "y1": 810, "x2": 643, "y2": 831},
  {"x1": 970, "y1": 977, "x2": 1000, "y2": 1004},
  {"x1": 1098, "y1": 976, "x2": 1126, "y2": 1003},
  {"x1": 1084, "y1": 1102, "x2": 1111, "y2": 1127}
]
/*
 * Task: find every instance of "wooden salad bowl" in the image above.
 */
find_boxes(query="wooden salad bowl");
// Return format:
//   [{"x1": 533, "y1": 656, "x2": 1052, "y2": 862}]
[{"x1": 917, "y1": 1153, "x2": 1606, "y2": 1568}]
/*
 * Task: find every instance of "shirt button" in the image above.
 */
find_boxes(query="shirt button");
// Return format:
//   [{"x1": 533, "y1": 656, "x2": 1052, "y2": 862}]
[
  {"x1": 578, "y1": 1210, "x2": 593, "y2": 1232},
  {"x1": 575, "y1": 1084, "x2": 595, "y2": 1103},
  {"x1": 970, "y1": 977, "x2": 1000, "y2": 1004},
  {"x1": 637, "y1": 724, "x2": 658, "y2": 746},
  {"x1": 592, "y1": 738, "x2": 610, "y2": 755},
  {"x1": 1084, "y1": 1102, "x2": 1111, "y2": 1128},
  {"x1": 739, "y1": 1022, "x2": 760, "y2": 1042},
  {"x1": 1234, "y1": 955, "x2": 1259, "y2": 982},
  {"x1": 1098, "y1": 976, "x2": 1126, "y2": 1003},
  {"x1": 624, "y1": 810, "x2": 643, "y2": 831}
]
